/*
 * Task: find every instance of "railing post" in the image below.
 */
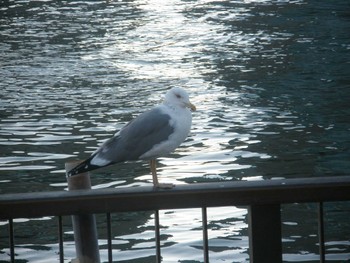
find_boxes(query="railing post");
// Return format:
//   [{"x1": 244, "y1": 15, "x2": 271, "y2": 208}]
[
  {"x1": 248, "y1": 204, "x2": 282, "y2": 263},
  {"x1": 318, "y1": 202, "x2": 326, "y2": 263},
  {"x1": 154, "y1": 210, "x2": 162, "y2": 263},
  {"x1": 58, "y1": 216, "x2": 64, "y2": 263},
  {"x1": 202, "y1": 207, "x2": 209, "y2": 263},
  {"x1": 9, "y1": 218, "x2": 15, "y2": 263},
  {"x1": 65, "y1": 161, "x2": 101, "y2": 263}
]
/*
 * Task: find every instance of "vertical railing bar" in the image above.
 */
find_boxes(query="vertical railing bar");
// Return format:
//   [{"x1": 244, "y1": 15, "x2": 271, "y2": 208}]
[
  {"x1": 318, "y1": 202, "x2": 326, "y2": 263},
  {"x1": 9, "y1": 218, "x2": 15, "y2": 263},
  {"x1": 202, "y1": 207, "x2": 209, "y2": 263},
  {"x1": 58, "y1": 216, "x2": 64, "y2": 263},
  {"x1": 154, "y1": 210, "x2": 161, "y2": 263},
  {"x1": 107, "y1": 213, "x2": 113, "y2": 263}
]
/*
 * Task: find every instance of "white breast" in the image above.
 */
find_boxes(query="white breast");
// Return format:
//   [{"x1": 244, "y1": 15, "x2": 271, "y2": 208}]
[{"x1": 140, "y1": 104, "x2": 192, "y2": 159}]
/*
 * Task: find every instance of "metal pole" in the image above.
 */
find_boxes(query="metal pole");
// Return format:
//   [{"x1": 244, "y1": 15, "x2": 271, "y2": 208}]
[
  {"x1": 107, "y1": 213, "x2": 113, "y2": 263},
  {"x1": 202, "y1": 207, "x2": 209, "y2": 263},
  {"x1": 154, "y1": 210, "x2": 161, "y2": 263},
  {"x1": 318, "y1": 202, "x2": 326, "y2": 263},
  {"x1": 65, "y1": 161, "x2": 101, "y2": 263},
  {"x1": 58, "y1": 216, "x2": 64, "y2": 263},
  {"x1": 9, "y1": 218, "x2": 15, "y2": 263}
]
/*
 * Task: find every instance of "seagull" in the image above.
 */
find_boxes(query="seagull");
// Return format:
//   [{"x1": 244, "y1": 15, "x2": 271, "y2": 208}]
[{"x1": 67, "y1": 87, "x2": 196, "y2": 189}]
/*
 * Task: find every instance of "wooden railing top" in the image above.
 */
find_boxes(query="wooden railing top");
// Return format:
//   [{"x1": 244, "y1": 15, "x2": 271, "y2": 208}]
[{"x1": 1, "y1": 176, "x2": 350, "y2": 219}]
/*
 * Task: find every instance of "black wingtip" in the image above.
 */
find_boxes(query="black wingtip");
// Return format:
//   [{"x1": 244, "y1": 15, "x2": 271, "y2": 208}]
[{"x1": 66, "y1": 157, "x2": 97, "y2": 177}]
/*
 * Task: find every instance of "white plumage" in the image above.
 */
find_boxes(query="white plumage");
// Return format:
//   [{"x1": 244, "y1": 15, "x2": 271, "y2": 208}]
[{"x1": 68, "y1": 87, "x2": 196, "y2": 188}]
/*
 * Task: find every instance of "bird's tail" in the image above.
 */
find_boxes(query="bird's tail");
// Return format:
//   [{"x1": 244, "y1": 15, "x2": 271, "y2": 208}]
[{"x1": 67, "y1": 156, "x2": 101, "y2": 177}]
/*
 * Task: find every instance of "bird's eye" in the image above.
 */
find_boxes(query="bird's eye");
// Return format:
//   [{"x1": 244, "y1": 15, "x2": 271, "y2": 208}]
[{"x1": 175, "y1": 94, "x2": 182, "y2": 99}]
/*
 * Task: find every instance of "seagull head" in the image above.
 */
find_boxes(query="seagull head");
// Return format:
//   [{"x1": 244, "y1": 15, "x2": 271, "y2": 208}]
[{"x1": 164, "y1": 87, "x2": 196, "y2": 111}]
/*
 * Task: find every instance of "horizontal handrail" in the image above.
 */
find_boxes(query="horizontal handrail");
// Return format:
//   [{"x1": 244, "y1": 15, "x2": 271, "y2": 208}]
[{"x1": 1, "y1": 175, "x2": 350, "y2": 219}]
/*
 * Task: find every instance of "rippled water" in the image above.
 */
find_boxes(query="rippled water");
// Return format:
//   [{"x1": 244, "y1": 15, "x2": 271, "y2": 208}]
[{"x1": 1, "y1": 0, "x2": 350, "y2": 262}]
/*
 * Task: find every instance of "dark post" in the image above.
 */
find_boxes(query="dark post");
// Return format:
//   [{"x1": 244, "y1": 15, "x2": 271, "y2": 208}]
[
  {"x1": 154, "y1": 210, "x2": 162, "y2": 263},
  {"x1": 202, "y1": 207, "x2": 209, "y2": 263},
  {"x1": 318, "y1": 202, "x2": 326, "y2": 263},
  {"x1": 65, "y1": 161, "x2": 101, "y2": 263},
  {"x1": 248, "y1": 204, "x2": 282, "y2": 263}
]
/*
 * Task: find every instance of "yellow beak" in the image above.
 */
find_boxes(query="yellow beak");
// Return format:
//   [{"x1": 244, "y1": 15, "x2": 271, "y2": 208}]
[{"x1": 187, "y1": 102, "x2": 196, "y2": 112}]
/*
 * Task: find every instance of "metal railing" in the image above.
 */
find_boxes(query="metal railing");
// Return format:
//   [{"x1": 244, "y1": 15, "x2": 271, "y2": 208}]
[{"x1": 1, "y1": 175, "x2": 350, "y2": 262}]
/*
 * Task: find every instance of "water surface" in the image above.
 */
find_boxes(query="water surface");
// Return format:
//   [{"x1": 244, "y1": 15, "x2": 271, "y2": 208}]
[{"x1": 1, "y1": 0, "x2": 349, "y2": 262}]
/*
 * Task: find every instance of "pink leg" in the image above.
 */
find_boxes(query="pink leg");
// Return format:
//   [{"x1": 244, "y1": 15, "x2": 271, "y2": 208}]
[{"x1": 149, "y1": 159, "x2": 174, "y2": 189}]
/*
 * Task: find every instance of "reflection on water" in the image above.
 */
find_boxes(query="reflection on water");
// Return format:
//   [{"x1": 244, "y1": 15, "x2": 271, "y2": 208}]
[{"x1": 1, "y1": 0, "x2": 349, "y2": 262}]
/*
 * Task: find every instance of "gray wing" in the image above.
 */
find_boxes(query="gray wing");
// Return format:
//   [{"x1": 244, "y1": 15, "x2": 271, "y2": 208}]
[{"x1": 92, "y1": 107, "x2": 174, "y2": 164}]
